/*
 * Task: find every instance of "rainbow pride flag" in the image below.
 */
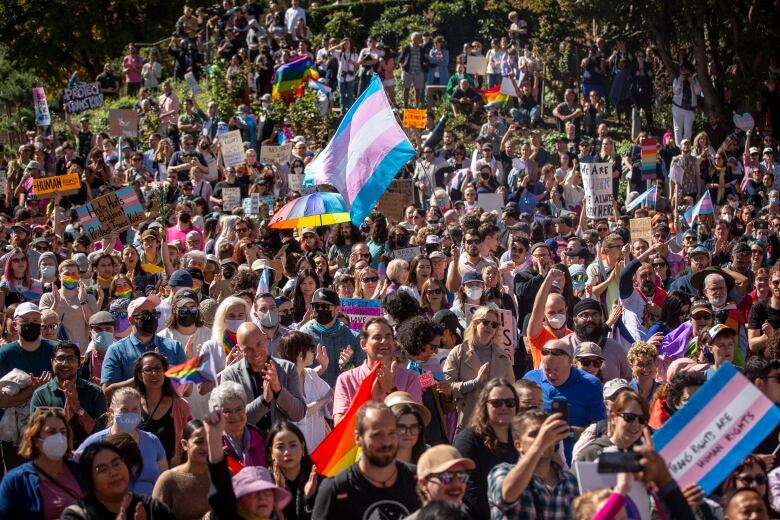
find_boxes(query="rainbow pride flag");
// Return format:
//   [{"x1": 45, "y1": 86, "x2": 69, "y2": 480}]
[
  {"x1": 478, "y1": 85, "x2": 511, "y2": 107},
  {"x1": 310, "y1": 363, "x2": 380, "y2": 476},
  {"x1": 165, "y1": 351, "x2": 217, "y2": 384},
  {"x1": 272, "y1": 56, "x2": 319, "y2": 104}
]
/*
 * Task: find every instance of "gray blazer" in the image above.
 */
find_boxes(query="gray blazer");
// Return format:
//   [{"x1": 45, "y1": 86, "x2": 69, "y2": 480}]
[{"x1": 220, "y1": 356, "x2": 306, "y2": 426}]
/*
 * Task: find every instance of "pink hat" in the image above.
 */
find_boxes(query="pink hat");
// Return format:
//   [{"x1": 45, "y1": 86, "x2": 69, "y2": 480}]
[
  {"x1": 232, "y1": 466, "x2": 292, "y2": 507},
  {"x1": 662, "y1": 131, "x2": 673, "y2": 145},
  {"x1": 666, "y1": 357, "x2": 709, "y2": 381},
  {"x1": 126, "y1": 294, "x2": 161, "y2": 317}
]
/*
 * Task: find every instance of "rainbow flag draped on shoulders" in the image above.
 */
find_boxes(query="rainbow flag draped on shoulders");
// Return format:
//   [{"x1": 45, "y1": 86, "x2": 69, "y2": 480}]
[
  {"x1": 310, "y1": 363, "x2": 380, "y2": 476},
  {"x1": 165, "y1": 351, "x2": 217, "y2": 384},
  {"x1": 478, "y1": 85, "x2": 511, "y2": 107},
  {"x1": 272, "y1": 55, "x2": 319, "y2": 104}
]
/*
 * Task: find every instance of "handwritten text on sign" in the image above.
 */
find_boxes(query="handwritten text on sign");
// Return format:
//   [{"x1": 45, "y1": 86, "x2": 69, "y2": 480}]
[
  {"x1": 32, "y1": 87, "x2": 51, "y2": 127},
  {"x1": 33, "y1": 173, "x2": 81, "y2": 199},
  {"x1": 653, "y1": 362, "x2": 780, "y2": 494},
  {"x1": 465, "y1": 304, "x2": 516, "y2": 363},
  {"x1": 62, "y1": 82, "x2": 104, "y2": 113},
  {"x1": 75, "y1": 186, "x2": 145, "y2": 241},
  {"x1": 403, "y1": 109, "x2": 427, "y2": 129},
  {"x1": 339, "y1": 298, "x2": 382, "y2": 331},
  {"x1": 220, "y1": 130, "x2": 245, "y2": 168},
  {"x1": 580, "y1": 162, "x2": 613, "y2": 219}
]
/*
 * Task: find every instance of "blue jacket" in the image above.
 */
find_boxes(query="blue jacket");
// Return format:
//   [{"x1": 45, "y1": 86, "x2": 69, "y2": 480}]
[
  {"x1": 0, "y1": 460, "x2": 84, "y2": 520},
  {"x1": 426, "y1": 48, "x2": 450, "y2": 85},
  {"x1": 299, "y1": 320, "x2": 362, "y2": 387},
  {"x1": 101, "y1": 332, "x2": 185, "y2": 385}
]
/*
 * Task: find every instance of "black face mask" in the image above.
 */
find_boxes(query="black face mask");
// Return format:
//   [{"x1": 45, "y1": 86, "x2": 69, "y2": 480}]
[
  {"x1": 222, "y1": 266, "x2": 236, "y2": 280},
  {"x1": 179, "y1": 213, "x2": 192, "y2": 224},
  {"x1": 396, "y1": 235, "x2": 409, "y2": 247},
  {"x1": 177, "y1": 310, "x2": 197, "y2": 327},
  {"x1": 279, "y1": 313, "x2": 295, "y2": 327},
  {"x1": 315, "y1": 309, "x2": 333, "y2": 326},
  {"x1": 19, "y1": 322, "x2": 41, "y2": 342},
  {"x1": 135, "y1": 314, "x2": 158, "y2": 335}
]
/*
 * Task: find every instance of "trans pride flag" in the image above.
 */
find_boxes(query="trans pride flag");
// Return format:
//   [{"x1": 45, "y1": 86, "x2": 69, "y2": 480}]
[
  {"x1": 303, "y1": 75, "x2": 416, "y2": 225},
  {"x1": 625, "y1": 185, "x2": 657, "y2": 213},
  {"x1": 683, "y1": 191, "x2": 714, "y2": 226},
  {"x1": 272, "y1": 56, "x2": 319, "y2": 103}
]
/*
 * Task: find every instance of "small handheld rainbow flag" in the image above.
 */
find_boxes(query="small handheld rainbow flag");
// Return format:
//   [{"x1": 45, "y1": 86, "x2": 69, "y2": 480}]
[
  {"x1": 310, "y1": 363, "x2": 380, "y2": 476},
  {"x1": 478, "y1": 85, "x2": 511, "y2": 107},
  {"x1": 684, "y1": 191, "x2": 714, "y2": 226},
  {"x1": 222, "y1": 330, "x2": 237, "y2": 356},
  {"x1": 272, "y1": 56, "x2": 319, "y2": 104},
  {"x1": 165, "y1": 351, "x2": 217, "y2": 384}
]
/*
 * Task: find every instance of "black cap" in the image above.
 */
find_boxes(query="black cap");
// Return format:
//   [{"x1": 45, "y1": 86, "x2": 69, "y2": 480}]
[
  {"x1": 563, "y1": 245, "x2": 589, "y2": 258},
  {"x1": 432, "y1": 310, "x2": 464, "y2": 337},
  {"x1": 311, "y1": 288, "x2": 340, "y2": 306}
]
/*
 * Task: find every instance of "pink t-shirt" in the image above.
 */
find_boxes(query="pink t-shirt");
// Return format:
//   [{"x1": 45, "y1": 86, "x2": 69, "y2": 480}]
[
  {"x1": 39, "y1": 466, "x2": 81, "y2": 519},
  {"x1": 167, "y1": 224, "x2": 204, "y2": 249},
  {"x1": 333, "y1": 361, "x2": 423, "y2": 416},
  {"x1": 123, "y1": 54, "x2": 143, "y2": 84},
  {"x1": 158, "y1": 93, "x2": 180, "y2": 125}
]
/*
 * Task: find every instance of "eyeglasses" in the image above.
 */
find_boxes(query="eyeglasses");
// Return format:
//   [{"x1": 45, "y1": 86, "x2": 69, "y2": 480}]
[
  {"x1": 691, "y1": 312, "x2": 713, "y2": 320},
  {"x1": 141, "y1": 366, "x2": 165, "y2": 375},
  {"x1": 487, "y1": 398, "x2": 517, "y2": 408},
  {"x1": 578, "y1": 358, "x2": 601, "y2": 368},
  {"x1": 478, "y1": 319, "x2": 500, "y2": 329},
  {"x1": 396, "y1": 423, "x2": 423, "y2": 435},
  {"x1": 737, "y1": 474, "x2": 768, "y2": 486},
  {"x1": 54, "y1": 355, "x2": 78, "y2": 364},
  {"x1": 361, "y1": 276, "x2": 379, "y2": 283},
  {"x1": 618, "y1": 412, "x2": 649, "y2": 425},
  {"x1": 427, "y1": 470, "x2": 470, "y2": 485},
  {"x1": 42, "y1": 323, "x2": 58, "y2": 331},
  {"x1": 94, "y1": 457, "x2": 126, "y2": 476},
  {"x1": 652, "y1": 262, "x2": 667, "y2": 268},
  {"x1": 465, "y1": 239, "x2": 480, "y2": 245},
  {"x1": 425, "y1": 288, "x2": 442, "y2": 295}
]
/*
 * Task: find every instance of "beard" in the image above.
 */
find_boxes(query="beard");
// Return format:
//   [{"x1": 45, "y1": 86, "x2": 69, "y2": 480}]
[
  {"x1": 364, "y1": 445, "x2": 398, "y2": 468},
  {"x1": 575, "y1": 322, "x2": 604, "y2": 342},
  {"x1": 640, "y1": 281, "x2": 655, "y2": 297}
]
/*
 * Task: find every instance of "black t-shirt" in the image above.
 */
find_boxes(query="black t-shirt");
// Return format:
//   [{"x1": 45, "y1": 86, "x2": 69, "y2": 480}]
[
  {"x1": 95, "y1": 72, "x2": 118, "y2": 92},
  {"x1": 312, "y1": 462, "x2": 420, "y2": 519},
  {"x1": 213, "y1": 180, "x2": 247, "y2": 199},
  {"x1": 748, "y1": 300, "x2": 780, "y2": 330}
]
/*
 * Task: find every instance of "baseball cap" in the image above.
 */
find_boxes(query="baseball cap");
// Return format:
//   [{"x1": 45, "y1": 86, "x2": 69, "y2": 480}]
[
  {"x1": 690, "y1": 299, "x2": 713, "y2": 313},
  {"x1": 432, "y1": 310, "x2": 464, "y2": 337},
  {"x1": 575, "y1": 341, "x2": 604, "y2": 360},
  {"x1": 563, "y1": 245, "x2": 589, "y2": 258},
  {"x1": 220, "y1": 258, "x2": 238, "y2": 267},
  {"x1": 689, "y1": 244, "x2": 711, "y2": 257},
  {"x1": 529, "y1": 242, "x2": 550, "y2": 255},
  {"x1": 750, "y1": 147, "x2": 760, "y2": 155},
  {"x1": 764, "y1": 147, "x2": 774, "y2": 155},
  {"x1": 301, "y1": 227, "x2": 317, "y2": 237},
  {"x1": 232, "y1": 466, "x2": 292, "y2": 506},
  {"x1": 127, "y1": 294, "x2": 161, "y2": 317},
  {"x1": 251, "y1": 258, "x2": 274, "y2": 271},
  {"x1": 416, "y1": 445, "x2": 476, "y2": 479},
  {"x1": 428, "y1": 251, "x2": 446, "y2": 261},
  {"x1": 603, "y1": 378, "x2": 631, "y2": 399},
  {"x1": 89, "y1": 311, "x2": 116, "y2": 327},
  {"x1": 72, "y1": 253, "x2": 90, "y2": 273},
  {"x1": 12, "y1": 223, "x2": 31, "y2": 235},
  {"x1": 25, "y1": 160, "x2": 41, "y2": 171},
  {"x1": 14, "y1": 302, "x2": 41, "y2": 319},
  {"x1": 168, "y1": 269, "x2": 193, "y2": 288},
  {"x1": 173, "y1": 288, "x2": 199, "y2": 307},
  {"x1": 708, "y1": 323, "x2": 736, "y2": 341},
  {"x1": 311, "y1": 288, "x2": 339, "y2": 306},
  {"x1": 461, "y1": 271, "x2": 483, "y2": 284}
]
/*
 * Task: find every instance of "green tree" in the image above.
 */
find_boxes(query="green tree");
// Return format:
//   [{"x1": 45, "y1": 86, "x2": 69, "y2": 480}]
[{"x1": 0, "y1": 44, "x2": 43, "y2": 136}]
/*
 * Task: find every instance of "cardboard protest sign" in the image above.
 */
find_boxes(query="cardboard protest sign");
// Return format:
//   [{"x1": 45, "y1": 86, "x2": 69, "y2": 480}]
[
  {"x1": 258, "y1": 194, "x2": 275, "y2": 216},
  {"x1": 403, "y1": 109, "x2": 427, "y2": 129},
  {"x1": 386, "y1": 179, "x2": 415, "y2": 205},
  {"x1": 242, "y1": 194, "x2": 260, "y2": 215},
  {"x1": 390, "y1": 246, "x2": 423, "y2": 262},
  {"x1": 640, "y1": 137, "x2": 657, "y2": 181},
  {"x1": 32, "y1": 88, "x2": 51, "y2": 127},
  {"x1": 339, "y1": 298, "x2": 382, "y2": 331},
  {"x1": 260, "y1": 142, "x2": 292, "y2": 164},
  {"x1": 376, "y1": 191, "x2": 408, "y2": 222},
  {"x1": 499, "y1": 77, "x2": 518, "y2": 97},
  {"x1": 465, "y1": 304, "x2": 517, "y2": 363},
  {"x1": 222, "y1": 187, "x2": 241, "y2": 211},
  {"x1": 477, "y1": 193, "x2": 504, "y2": 213},
  {"x1": 33, "y1": 173, "x2": 81, "y2": 199},
  {"x1": 184, "y1": 72, "x2": 200, "y2": 94},
  {"x1": 62, "y1": 82, "x2": 103, "y2": 113},
  {"x1": 580, "y1": 162, "x2": 613, "y2": 219},
  {"x1": 108, "y1": 109, "x2": 138, "y2": 138},
  {"x1": 75, "y1": 186, "x2": 145, "y2": 240},
  {"x1": 575, "y1": 462, "x2": 651, "y2": 520},
  {"x1": 653, "y1": 362, "x2": 780, "y2": 494},
  {"x1": 466, "y1": 56, "x2": 488, "y2": 75},
  {"x1": 220, "y1": 130, "x2": 245, "y2": 168},
  {"x1": 629, "y1": 217, "x2": 653, "y2": 243},
  {"x1": 288, "y1": 173, "x2": 304, "y2": 192}
]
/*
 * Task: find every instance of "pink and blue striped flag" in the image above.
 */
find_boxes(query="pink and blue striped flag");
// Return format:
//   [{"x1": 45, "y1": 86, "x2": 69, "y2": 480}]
[
  {"x1": 256, "y1": 267, "x2": 271, "y2": 296},
  {"x1": 307, "y1": 79, "x2": 332, "y2": 95},
  {"x1": 625, "y1": 185, "x2": 657, "y2": 213},
  {"x1": 302, "y1": 75, "x2": 416, "y2": 225},
  {"x1": 683, "y1": 191, "x2": 714, "y2": 225}
]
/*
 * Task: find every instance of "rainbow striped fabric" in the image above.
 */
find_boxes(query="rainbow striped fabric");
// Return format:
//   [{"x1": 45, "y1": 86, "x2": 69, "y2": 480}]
[
  {"x1": 165, "y1": 351, "x2": 216, "y2": 385},
  {"x1": 478, "y1": 85, "x2": 511, "y2": 107},
  {"x1": 222, "y1": 330, "x2": 237, "y2": 356},
  {"x1": 272, "y1": 56, "x2": 319, "y2": 103}
]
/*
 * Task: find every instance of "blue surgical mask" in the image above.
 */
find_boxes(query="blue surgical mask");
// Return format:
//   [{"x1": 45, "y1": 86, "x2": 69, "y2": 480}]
[
  {"x1": 93, "y1": 331, "x2": 114, "y2": 352},
  {"x1": 114, "y1": 412, "x2": 143, "y2": 431},
  {"x1": 41, "y1": 266, "x2": 56, "y2": 278}
]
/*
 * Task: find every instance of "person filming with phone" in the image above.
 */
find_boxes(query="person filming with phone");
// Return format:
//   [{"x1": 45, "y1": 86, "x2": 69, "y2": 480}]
[{"x1": 574, "y1": 390, "x2": 648, "y2": 463}]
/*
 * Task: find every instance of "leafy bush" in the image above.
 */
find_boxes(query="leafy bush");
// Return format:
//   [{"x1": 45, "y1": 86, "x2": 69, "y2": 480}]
[
  {"x1": 322, "y1": 11, "x2": 363, "y2": 42},
  {"x1": 370, "y1": 5, "x2": 430, "y2": 50}
]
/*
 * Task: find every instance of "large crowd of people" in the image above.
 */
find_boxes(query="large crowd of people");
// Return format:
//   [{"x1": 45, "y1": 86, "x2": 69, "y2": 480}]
[{"x1": 0, "y1": 0, "x2": 779, "y2": 519}]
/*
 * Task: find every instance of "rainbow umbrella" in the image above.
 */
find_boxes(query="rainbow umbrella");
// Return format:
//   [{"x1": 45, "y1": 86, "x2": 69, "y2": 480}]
[{"x1": 268, "y1": 191, "x2": 351, "y2": 229}]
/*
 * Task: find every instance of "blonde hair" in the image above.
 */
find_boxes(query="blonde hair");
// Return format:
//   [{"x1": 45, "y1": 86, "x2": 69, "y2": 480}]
[
  {"x1": 463, "y1": 305, "x2": 503, "y2": 350},
  {"x1": 210, "y1": 296, "x2": 251, "y2": 343},
  {"x1": 572, "y1": 488, "x2": 613, "y2": 520},
  {"x1": 386, "y1": 259, "x2": 409, "y2": 284},
  {"x1": 628, "y1": 341, "x2": 658, "y2": 364},
  {"x1": 107, "y1": 387, "x2": 143, "y2": 428}
]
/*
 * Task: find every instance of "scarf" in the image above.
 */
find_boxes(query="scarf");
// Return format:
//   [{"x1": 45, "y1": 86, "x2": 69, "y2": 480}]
[
  {"x1": 115, "y1": 288, "x2": 133, "y2": 299},
  {"x1": 223, "y1": 330, "x2": 237, "y2": 355},
  {"x1": 314, "y1": 320, "x2": 341, "y2": 335}
]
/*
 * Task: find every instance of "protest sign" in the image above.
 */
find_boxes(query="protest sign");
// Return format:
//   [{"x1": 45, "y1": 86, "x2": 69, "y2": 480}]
[
  {"x1": 574, "y1": 462, "x2": 651, "y2": 520},
  {"x1": 466, "y1": 56, "x2": 488, "y2": 75},
  {"x1": 220, "y1": 130, "x2": 245, "y2": 167},
  {"x1": 629, "y1": 217, "x2": 653, "y2": 243},
  {"x1": 390, "y1": 246, "x2": 423, "y2": 262},
  {"x1": 640, "y1": 137, "x2": 657, "y2": 181},
  {"x1": 377, "y1": 191, "x2": 408, "y2": 222},
  {"x1": 339, "y1": 298, "x2": 382, "y2": 331},
  {"x1": 75, "y1": 186, "x2": 145, "y2": 241},
  {"x1": 580, "y1": 162, "x2": 613, "y2": 219},
  {"x1": 184, "y1": 72, "x2": 200, "y2": 94},
  {"x1": 653, "y1": 362, "x2": 780, "y2": 494},
  {"x1": 403, "y1": 109, "x2": 427, "y2": 129},
  {"x1": 386, "y1": 179, "x2": 415, "y2": 205},
  {"x1": 499, "y1": 77, "x2": 518, "y2": 97},
  {"x1": 733, "y1": 113, "x2": 755, "y2": 133},
  {"x1": 242, "y1": 194, "x2": 260, "y2": 215},
  {"x1": 222, "y1": 187, "x2": 241, "y2": 211},
  {"x1": 419, "y1": 370, "x2": 446, "y2": 389},
  {"x1": 477, "y1": 193, "x2": 504, "y2": 213},
  {"x1": 258, "y1": 194, "x2": 275, "y2": 215},
  {"x1": 465, "y1": 304, "x2": 516, "y2": 363},
  {"x1": 288, "y1": 173, "x2": 304, "y2": 192},
  {"x1": 108, "y1": 109, "x2": 138, "y2": 138},
  {"x1": 62, "y1": 82, "x2": 103, "y2": 113},
  {"x1": 260, "y1": 142, "x2": 292, "y2": 164},
  {"x1": 33, "y1": 173, "x2": 81, "y2": 199},
  {"x1": 32, "y1": 88, "x2": 51, "y2": 127}
]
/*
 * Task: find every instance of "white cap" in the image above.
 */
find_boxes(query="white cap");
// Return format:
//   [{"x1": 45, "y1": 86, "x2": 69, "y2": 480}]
[{"x1": 14, "y1": 302, "x2": 41, "y2": 319}]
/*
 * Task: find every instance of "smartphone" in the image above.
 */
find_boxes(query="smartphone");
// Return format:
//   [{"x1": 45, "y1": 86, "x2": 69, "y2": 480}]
[
  {"x1": 597, "y1": 451, "x2": 642, "y2": 473},
  {"x1": 551, "y1": 397, "x2": 568, "y2": 423}
]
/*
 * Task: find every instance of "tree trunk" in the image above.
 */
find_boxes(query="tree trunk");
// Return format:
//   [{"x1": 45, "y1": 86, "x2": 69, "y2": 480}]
[{"x1": 686, "y1": 0, "x2": 723, "y2": 115}]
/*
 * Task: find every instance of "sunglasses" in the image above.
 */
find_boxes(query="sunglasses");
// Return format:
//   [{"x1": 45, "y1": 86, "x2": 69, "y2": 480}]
[
  {"x1": 111, "y1": 310, "x2": 128, "y2": 320},
  {"x1": 691, "y1": 312, "x2": 712, "y2": 320},
  {"x1": 361, "y1": 276, "x2": 379, "y2": 283},
  {"x1": 479, "y1": 319, "x2": 500, "y2": 329},
  {"x1": 427, "y1": 470, "x2": 470, "y2": 485},
  {"x1": 465, "y1": 239, "x2": 480, "y2": 245},
  {"x1": 578, "y1": 358, "x2": 602, "y2": 368},
  {"x1": 487, "y1": 398, "x2": 517, "y2": 408},
  {"x1": 541, "y1": 348, "x2": 568, "y2": 357},
  {"x1": 737, "y1": 474, "x2": 768, "y2": 486},
  {"x1": 618, "y1": 412, "x2": 648, "y2": 425},
  {"x1": 652, "y1": 262, "x2": 666, "y2": 268},
  {"x1": 425, "y1": 288, "x2": 443, "y2": 295}
]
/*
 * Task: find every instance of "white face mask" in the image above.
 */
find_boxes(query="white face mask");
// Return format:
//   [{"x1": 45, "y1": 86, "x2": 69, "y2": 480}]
[
  {"x1": 226, "y1": 319, "x2": 244, "y2": 333},
  {"x1": 465, "y1": 287, "x2": 483, "y2": 301},
  {"x1": 546, "y1": 313, "x2": 567, "y2": 330},
  {"x1": 41, "y1": 433, "x2": 67, "y2": 460}
]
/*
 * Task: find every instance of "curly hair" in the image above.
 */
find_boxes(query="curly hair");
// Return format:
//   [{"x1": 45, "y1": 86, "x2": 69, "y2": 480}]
[
  {"x1": 666, "y1": 371, "x2": 706, "y2": 413},
  {"x1": 396, "y1": 316, "x2": 444, "y2": 356},
  {"x1": 471, "y1": 378, "x2": 519, "y2": 451},
  {"x1": 229, "y1": 267, "x2": 260, "y2": 294},
  {"x1": 627, "y1": 341, "x2": 658, "y2": 365},
  {"x1": 382, "y1": 291, "x2": 420, "y2": 325}
]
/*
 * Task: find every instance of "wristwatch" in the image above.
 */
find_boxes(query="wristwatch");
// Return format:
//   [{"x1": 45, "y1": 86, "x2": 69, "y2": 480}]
[
  {"x1": 77, "y1": 408, "x2": 86, "y2": 417},
  {"x1": 80, "y1": 301, "x2": 88, "y2": 306}
]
